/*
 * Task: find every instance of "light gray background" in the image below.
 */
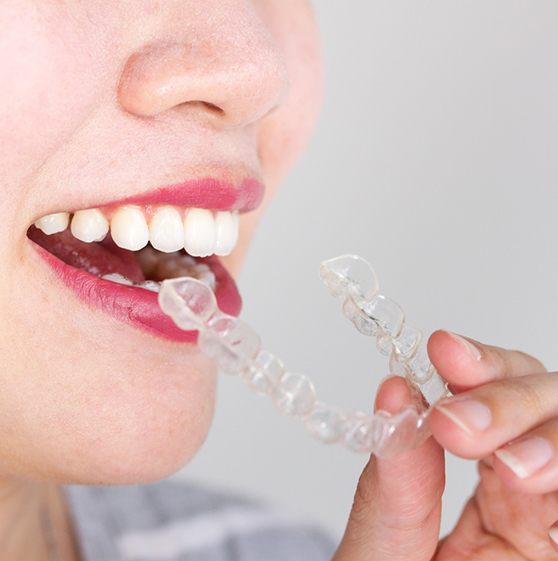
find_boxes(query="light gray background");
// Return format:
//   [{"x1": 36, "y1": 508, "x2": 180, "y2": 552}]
[{"x1": 176, "y1": 1, "x2": 558, "y2": 542}]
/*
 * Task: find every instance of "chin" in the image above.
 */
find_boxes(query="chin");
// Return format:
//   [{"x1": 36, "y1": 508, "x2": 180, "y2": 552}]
[
  {"x1": 63, "y1": 352, "x2": 218, "y2": 486},
  {"x1": 2, "y1": 317, "x2": 218, "y2": 485}
]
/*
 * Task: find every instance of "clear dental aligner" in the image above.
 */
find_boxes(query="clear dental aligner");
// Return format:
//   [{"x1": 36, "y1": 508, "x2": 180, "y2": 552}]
[{"x1": 157, "y1": 255, "x2": 452, "y2": 458}]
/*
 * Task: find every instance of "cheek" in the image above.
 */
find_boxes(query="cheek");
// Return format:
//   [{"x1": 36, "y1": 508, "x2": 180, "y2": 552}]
[
  {"x1": 224, "y1": 2, "x2": 323, "y2": 267},
  {"x1": 0, "y1": 1, "x2": 107, "y2": 185},
  {"x1": 256, "y1": 0, "x2": 324, "y2": 191}
]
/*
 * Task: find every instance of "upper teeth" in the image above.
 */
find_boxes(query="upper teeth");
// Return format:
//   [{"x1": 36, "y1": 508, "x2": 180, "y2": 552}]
[
  {"x1": 111, "y1": 206, "x2": 150, "y2": 251},
  {"x1": 70, "y1": 209, "x2": 109, "y2": 243},
  {"x1": 34, "y1": 205, "x2": 240, "y2": 257},
  {"x1": 33, "y1": 212, "x2": 70, "y2": 235},
  {"x1": 148, "y1": 206, "x2": 185, "y2": 253}
]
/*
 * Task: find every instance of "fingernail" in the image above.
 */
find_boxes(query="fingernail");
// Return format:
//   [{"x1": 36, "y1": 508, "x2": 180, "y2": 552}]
[
  {"x1": 435, "y1": 397, "x2": 492, "y2": 434},
  {"x1": 495, "y1": 436, "x2": 554, "y2": 479},
  {"x1": 447, "y1": 331, "x2": 483, "y2": 361},
  {"x1": 548, "y1": 524, "x2": 558, "y2": 548}
]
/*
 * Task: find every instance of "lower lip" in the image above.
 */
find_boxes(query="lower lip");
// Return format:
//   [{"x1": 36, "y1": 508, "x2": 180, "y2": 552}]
[{"x1": 29, "y1": 241, "x2": 242, "y2": 342}]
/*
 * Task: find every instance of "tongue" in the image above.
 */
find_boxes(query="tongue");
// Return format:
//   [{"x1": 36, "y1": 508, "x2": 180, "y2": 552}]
[{"x1": 27, "y1": 226, "x2": 146, "y2": 283}]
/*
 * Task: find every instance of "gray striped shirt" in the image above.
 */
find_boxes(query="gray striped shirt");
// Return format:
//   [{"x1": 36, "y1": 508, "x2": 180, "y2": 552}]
[{"x1": 63, "y1": 479, "x2": 338, "y2": 561}]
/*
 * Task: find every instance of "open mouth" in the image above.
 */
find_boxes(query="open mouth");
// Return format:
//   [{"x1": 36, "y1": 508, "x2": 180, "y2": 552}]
[{"x1": 25, "y1": 190, "x2": 253, "y2": 342}]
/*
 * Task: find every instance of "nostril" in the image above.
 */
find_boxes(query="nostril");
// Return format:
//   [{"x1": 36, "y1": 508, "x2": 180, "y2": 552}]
[
  {"x1": 200, "y1": 101, "x2": 224, "y2": 115},
  {"x1": 173, "y1": 100, "x2": 226, "y2": 122}
]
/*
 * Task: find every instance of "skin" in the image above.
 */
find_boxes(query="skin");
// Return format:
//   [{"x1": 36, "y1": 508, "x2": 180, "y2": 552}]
[
  {"x1": 1, "y1": 2, "x2": 556, "y2": 560},
  {"x1": 333, "y1": 334, "x2": 558, "y2": 561},
  {"x1": 0, "y1": 0, "x2": 324, "y2": 482},
  {"x1": 0, "y1": 0, "x2": 322, "y2": 558}
]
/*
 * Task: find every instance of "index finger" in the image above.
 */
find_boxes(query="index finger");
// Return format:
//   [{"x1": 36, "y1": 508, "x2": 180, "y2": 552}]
[{"x1": 427, "y1": 330, "x2": 547, "y2": 392}]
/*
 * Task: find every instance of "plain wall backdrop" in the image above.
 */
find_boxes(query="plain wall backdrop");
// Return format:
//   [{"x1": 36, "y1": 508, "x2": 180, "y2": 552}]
[{"x1": 175, "y1": 1, "x2": 558, "y2": 542}]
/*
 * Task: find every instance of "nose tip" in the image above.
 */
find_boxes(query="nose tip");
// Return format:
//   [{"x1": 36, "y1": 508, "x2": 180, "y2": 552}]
[{"x1": 117, "y1": 40, "x2": 289, "y2": 129}]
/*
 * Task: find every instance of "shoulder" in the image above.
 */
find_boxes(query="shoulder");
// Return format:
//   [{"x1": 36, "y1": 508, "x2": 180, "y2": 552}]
[{"x1": 64, "y1": 477, "x2": 338, "y2": 561}]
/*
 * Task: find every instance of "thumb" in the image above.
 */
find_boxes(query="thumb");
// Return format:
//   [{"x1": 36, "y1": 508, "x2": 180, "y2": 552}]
[{"x1": 333, "y1": 376, "x2": 445, "y2": 561}]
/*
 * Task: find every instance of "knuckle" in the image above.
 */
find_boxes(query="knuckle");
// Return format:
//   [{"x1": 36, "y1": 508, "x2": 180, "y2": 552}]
[
  {"x1": 504, "y1": 378, "x2": 546, "y2": 414},
  {"x1": 513, "y1": 349, "x2": 547, "y2": 372},
  {"x1": 490, "y1": 347, "x2": 508, "y2": 374},
  {"x1": 492, "y1": 345, "x2": 547, "y2": 376}
]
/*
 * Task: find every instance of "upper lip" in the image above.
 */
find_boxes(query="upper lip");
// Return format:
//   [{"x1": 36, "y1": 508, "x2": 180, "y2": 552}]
[
  {"x1": 105, "y1": 175, "x2": 265, "y2": 213},
  {"x1": 43, "y1": 174, "x2": 265, "y2": 218}
]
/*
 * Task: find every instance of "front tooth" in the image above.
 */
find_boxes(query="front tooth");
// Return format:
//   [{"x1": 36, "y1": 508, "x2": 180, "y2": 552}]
[
  {"x1": 149, "y1": 206, "x2": 185, "y2": 253},
  {"x1": 101, "y1": 273, "x2": 133, "y2": 285},
  {"x1": 34, "y1": 212, "x2": 70, "y2": 235},
  {"x1": 184, "y1": 208, "x2": 216, "y2": 257},
  {"x1": 138, "y1": 280, "x2": 161, "y2": 293},
  {"x1": 214, "y1": 211, "x2": 239, "y2": 256},
  {"x1": 110, "y1": 206, "x2": 149, "y2": 251},
  {"x1": 71, "y1": 209, "x2": 109, "y2": 243}
]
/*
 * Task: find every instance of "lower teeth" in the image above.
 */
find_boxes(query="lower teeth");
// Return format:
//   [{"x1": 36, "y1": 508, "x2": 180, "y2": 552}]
[
  {"x1": 100, "y1": 272, "x2": 135, "y2": 286},
  {"x1": 95, "y1": 247, "x2": 216, "y2": 292},
  {"x1": 139, "y1": 280, "x2": 162, "y2": 293},
  {"x1": 99, "y1": 267, "x2": 216, "y2": 293}
]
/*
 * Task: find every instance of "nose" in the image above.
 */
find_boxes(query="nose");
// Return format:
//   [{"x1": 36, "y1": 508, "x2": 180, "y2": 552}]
[{"x1": 117, "y1": 7, "x2": 289, "y2": 129}]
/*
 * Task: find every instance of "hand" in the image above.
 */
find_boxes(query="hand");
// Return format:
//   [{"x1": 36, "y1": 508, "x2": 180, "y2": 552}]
[
  {"x1": 428, "y1": 330, "x2": 553, "y2": 493},
  {"x1": 332, "y1": 331, "x2": 558, "y2": 561}
]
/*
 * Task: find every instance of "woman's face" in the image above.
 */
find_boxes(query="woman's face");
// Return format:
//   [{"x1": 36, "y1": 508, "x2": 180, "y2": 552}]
[{"x1": 0, "y1": 0, "x2": 322, "y2": 484}]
